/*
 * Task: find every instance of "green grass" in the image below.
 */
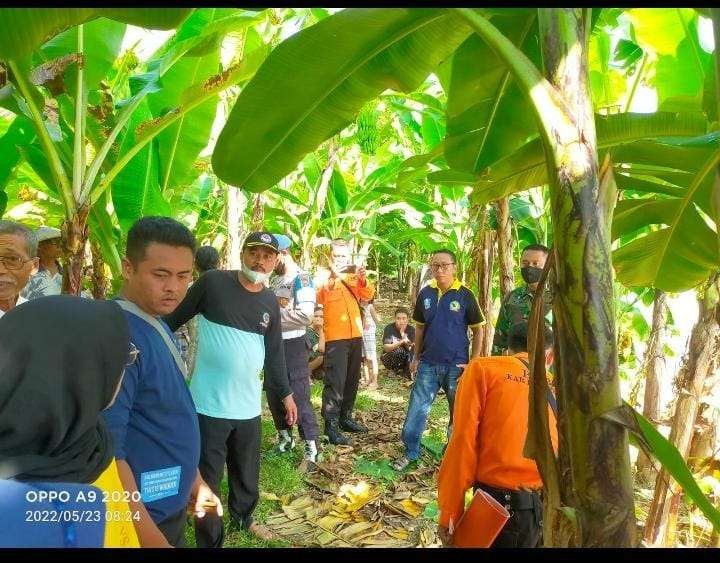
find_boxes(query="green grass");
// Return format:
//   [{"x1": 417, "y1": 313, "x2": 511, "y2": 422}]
[
  {"x1": 310, "y1": 380, "x2": 323, "y2": 408},
  {"x1": 353, "y1": 391, "x2": 377, "y2": 411}
]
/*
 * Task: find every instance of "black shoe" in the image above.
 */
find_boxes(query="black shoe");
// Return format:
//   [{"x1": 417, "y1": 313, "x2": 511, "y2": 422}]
[
  {"x1": 325, "y1": 418, "x2": 352, "y2": 445},
  {"x1": 339, "y1": 416, "x2": 368, "y2": 433}
]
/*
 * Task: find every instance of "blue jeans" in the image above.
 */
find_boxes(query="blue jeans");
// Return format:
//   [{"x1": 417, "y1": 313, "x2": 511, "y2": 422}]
[{"x1": 401, "y1": 362, "x2": 463, "y2": 461}]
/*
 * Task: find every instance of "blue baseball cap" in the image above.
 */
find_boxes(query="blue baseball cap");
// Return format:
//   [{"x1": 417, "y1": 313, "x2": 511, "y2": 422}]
[{"x1": 273, "y1": 234, "x2": 292, "y2": 251}]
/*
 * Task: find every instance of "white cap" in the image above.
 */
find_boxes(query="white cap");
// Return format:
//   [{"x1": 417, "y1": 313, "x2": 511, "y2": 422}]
[{"x1": 36, "y1": 226, "x2": 61, "y2": 243}]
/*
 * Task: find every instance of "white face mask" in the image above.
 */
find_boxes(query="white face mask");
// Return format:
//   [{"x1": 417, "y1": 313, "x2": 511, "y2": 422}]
[{"x1": 242, "y1": 262, "x2": 270, "y2": 284}]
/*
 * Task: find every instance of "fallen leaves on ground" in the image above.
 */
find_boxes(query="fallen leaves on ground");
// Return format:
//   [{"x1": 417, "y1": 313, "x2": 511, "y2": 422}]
[
  {"x1": 262, "y1": 345, "x2": 447, "y2": 547},
  {"x1": 260, "y1": 299, "x2": 457, "y2": 547}
]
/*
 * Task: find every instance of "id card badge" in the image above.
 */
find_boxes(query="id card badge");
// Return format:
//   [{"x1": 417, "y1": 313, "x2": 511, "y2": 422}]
[{"x1": 140, "y1": 466, "x2": 181, "y2": 503}]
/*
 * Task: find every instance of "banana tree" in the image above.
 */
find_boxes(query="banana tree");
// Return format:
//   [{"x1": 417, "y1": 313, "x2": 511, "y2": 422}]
[{"x1": 0, "y1": 7, "x2": 269, "y2": 293}]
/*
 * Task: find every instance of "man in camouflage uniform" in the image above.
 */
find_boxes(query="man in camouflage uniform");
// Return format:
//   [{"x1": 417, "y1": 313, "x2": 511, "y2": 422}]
[{"x1": 492, "y1": 244, "x2": 553, "y2": 355}]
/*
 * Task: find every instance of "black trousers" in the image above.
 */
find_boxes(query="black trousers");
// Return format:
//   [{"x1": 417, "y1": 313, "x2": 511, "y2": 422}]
[
  {"x1": 194, "y1": 414, "x2": 261, "y2": 548},
  {"x1": 156, "y1": 507, "x2": 188, "y2": 547},
  {"x1": 266, "y1": 337, "x2": 320, "y2": 440},
  {"x1": 476, "y1": 484, "x2": 543, "y2": 548},
  {"x1": 321, "y1": 337, "x2": 362, "y2": 420}
]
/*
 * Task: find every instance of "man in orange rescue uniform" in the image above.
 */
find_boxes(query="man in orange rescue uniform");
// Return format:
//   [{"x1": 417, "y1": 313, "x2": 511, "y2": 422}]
[
  {"x1": 437, "y1": 320, "x2": 558, "y2": 548},
  {"x1": 316, "y1": 239, "x2": 375, "y2": 445}
]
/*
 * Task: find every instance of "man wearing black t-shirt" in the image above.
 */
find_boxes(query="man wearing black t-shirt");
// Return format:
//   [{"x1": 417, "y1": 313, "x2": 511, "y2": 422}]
[{"x1": 165, "y1": 232, "x2": 298, "y2": 546}]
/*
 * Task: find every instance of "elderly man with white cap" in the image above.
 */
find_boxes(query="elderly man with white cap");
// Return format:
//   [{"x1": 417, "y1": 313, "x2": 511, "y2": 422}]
[
  {"x1": 21, "y1": 226, "x2": 62, "y2": 300},
  {"x1": 266, "y1": 233, "x2": 320, "y2": 463}
]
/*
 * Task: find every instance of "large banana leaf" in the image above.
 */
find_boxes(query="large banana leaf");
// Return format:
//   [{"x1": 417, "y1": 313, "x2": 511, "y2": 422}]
[
  {"x1": 93, "y1": 42, "x2": 270, "y2": 204},
  {"x1": 625, "y1": 9, "x2": 710, "y2": 112},
  {"x1": 444, "y1": 11, "x2": 539, "y2": 174},
  {"x1": 624, "y1": 8, "x2": 697, "y2": 56},
  {"x1": 0, "y1": 117, "x2": 36, "y2": 189},
  {"x1": 146, "y1": 9, "x2": 228, "y2": 192},
  {"x1": 0, "y1": 115, "x2": 38, "y2": 216},
  {"x1": 611, "y1": 138, "x2": 720, "y2": 292},
  {"x1": 0, "y1": 8, "x2": 192, "y2": 59},
  {"x1": 81, "y1": 10, "x2": 261, "y2": 198},
  {"x1": 111, "y1": 99, "x2": 169, "y2": 231},
  {"x1": 38, "y1": 18, "x2": 126, "y2": 96},
  {"x1": 470, "y1": 111, "x2": 708, "y2": 202},
  {"x1": 146, "y1": 9, "x2": 264, "y2": 193},
  {"x1": 212, "y1": 8, "x2": 474, "y2": 191}
]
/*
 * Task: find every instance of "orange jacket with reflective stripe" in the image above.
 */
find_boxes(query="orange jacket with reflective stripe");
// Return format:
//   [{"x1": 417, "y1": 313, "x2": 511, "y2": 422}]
[
  {"x1": 437, "y1": 353, "x2": 558, "y2": 529},
  {"x1": 316, "y1": 274, "x2": 375, "y2": 342}
]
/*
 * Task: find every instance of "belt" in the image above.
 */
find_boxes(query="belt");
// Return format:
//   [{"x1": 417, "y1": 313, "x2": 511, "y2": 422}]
[
  {"x1": 474, "y1": 483, "x2": 542, "y2": 511},
  {"x1": 282, "y1": 329, "x2": 306, "y2": 340}
]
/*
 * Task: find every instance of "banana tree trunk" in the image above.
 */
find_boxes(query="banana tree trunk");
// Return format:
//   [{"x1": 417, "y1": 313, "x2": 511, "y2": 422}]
[
  {"x1": 250, "y1": 192, "x2": 264, "y2": 232},
  {"x1": 667, "y1": 354, "x2": 720, "y2": 547},
  {"x1": 60, "y1": 206, "x2": 90, "y2": 296},
  {"x1": 478, "y1": 230, "x2": 496, "y2": 356},
  {"x1": 636, "y1": 289, "x2": 668, "y2": 482},
  {"x1": 397, "y1": 251, "x2": 406, "y2": 293},
  {"x1": 644, "y1": 275, "x2": 720, "y2": 546},
  {"x1": 373, "y1": 247, "x2": 381, "y2": 300},
  {"x1": 539, "y1": 9, "x2": 635, "y2": 546},
  {"x1": 226, "y1": 184, "x2": 244, "y2": 269},
  {"x1": 495, "y1": 196, "x2": 515, "y2": 298},
  {"x1": 688, "y1": 378, "x2": 720, "y2": 474},
  {"x1": 89, "y1": 239, "x2": 107, "y2": 299},
  {"x1": 469, "y1": 203, "x2": 495, "y2": 356}
]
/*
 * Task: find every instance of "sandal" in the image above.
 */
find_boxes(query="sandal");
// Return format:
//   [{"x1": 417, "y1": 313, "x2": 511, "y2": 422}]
[{"x1": 391, "y1": 456, "x2": 416, "y2": 472}]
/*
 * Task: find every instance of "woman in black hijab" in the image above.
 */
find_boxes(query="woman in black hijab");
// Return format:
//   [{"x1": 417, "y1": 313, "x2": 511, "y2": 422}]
[
  {"x1": 0, "y1": 295, "x2": 162, "y2": 547},
  {"x1": 0, "y1": 295, "x2": 130, "y2": 483}
]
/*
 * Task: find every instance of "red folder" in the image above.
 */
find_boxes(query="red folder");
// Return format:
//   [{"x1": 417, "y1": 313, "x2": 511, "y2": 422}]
[{"x1": 450, "y1": 488, "x2": 511, "y2": 548}]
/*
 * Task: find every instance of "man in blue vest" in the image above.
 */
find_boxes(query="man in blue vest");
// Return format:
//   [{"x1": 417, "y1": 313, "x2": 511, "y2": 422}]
[{"x1": 392, "y1": 249, "x2": 484, "y2": 471}]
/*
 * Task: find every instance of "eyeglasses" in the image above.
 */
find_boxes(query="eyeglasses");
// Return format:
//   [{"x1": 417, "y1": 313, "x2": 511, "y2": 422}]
[
  {"x1": 430, "y1": 262, "x2": 455, "y2": 272},
  {"x1": 0, "y1": 255, "x2": 33, "y2": 270},
  {"x1": 126, "y1": 342, "x2": 140, "y2": 367}
]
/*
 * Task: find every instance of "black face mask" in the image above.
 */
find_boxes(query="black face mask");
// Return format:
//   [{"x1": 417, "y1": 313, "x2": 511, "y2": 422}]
[{"x1": 521, "y1": 266, "x2": 543, "y2": 285}]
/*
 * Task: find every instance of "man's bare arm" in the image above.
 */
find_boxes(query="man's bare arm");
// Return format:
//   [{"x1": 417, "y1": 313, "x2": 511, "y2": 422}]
[{"x1": 116, "y1": 460, "x2": 171, "y2": 548}]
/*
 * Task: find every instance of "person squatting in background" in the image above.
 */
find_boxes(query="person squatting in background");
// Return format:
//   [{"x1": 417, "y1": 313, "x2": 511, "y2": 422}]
[{"x1": 380, "y1": 306, "x2": 416, "y2": 379}]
